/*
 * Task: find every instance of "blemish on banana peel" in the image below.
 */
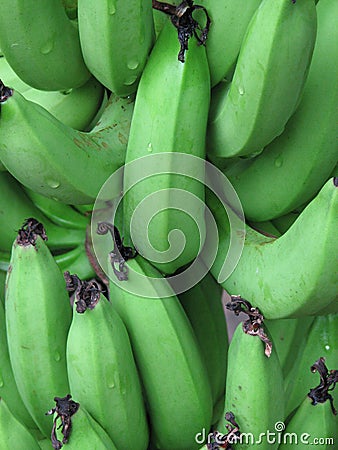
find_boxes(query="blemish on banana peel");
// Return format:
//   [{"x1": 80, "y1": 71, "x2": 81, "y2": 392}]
[
  {"x1": 16, "y1": 218, "x2": 48, "y2": 248},
  {"x1": 308, "y1": 357, "x2": 338, "y2": 415},
  {"x1": 207, "y1": 412, "x2": 241, "y2": 449},
  {"x1": 226, "y1": 295, "x2": 272, "y2": 357},
  {"x1": 152, "y1": 0, "x2": 211, "y2": 62},
  {"x1": 45, "y1": 394, "x2": 79, "y2": 449}
]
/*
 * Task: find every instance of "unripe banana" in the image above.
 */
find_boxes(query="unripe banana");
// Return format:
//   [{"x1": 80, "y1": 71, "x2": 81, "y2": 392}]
[
  {"x1": 215, "y1": 321, "x2": 285, "y2": 450},
  {"x1": 207, "y1": 178, "x2": 338, "y2": 319},
  {"x1": 222, "y1": 0, "x2": 338, "y2": 221},
  {"x1": 5, "y1": 220, "x2": 72, "y2": 437},
  {"x1": 0, "y1": 0, "x2": 90, "y2": 90},
  {"x1": 279, "y1": 397, "x2": 337, "y2": 450},
  {"x1": 207, "y1": 0, "x2": 317, "y2": 158},
  {"x1": 0, "y1": 54, "x2": 105, "y2": 130},
  {"x1": 178, "y1": 269, "x2": 228, "y2": 406},
  {"x1": 108, "y1": 255, "x2": 213, "y2": 450},
  {"x1": 78, "y1": 0, "x2": 154, "y2": 96},
  {"x1": 285, "y1": 314, "x2": 338, "y2": 417},
  {"x1": 0, "y1": 398, "x2": 40, "y2": 450},
  {"x1": 123, "y1": 20, "x2": 210, "y2": 274},
  {"x1": 66, "y1": 276, "x2": 149, "y2": 450},
  {"x1": 24, "y1": 188, "x2": 89, "y2": 230},
  {"x1": 46, "y1": 395, "x2": 117, "y2": 450},
  {"x1": 280, "y1": 358, "x2": 337, "y2": 450},
  {"x1": 196, "y1": 0, "x2": 262, "y2": 86},
  {"x1": 0, "y1": 87, "x2": 134, "y2": 204},
  {"x1": 0, "y1": 172, "x2": 85, "y2": 252},
  {"x1": 0, "y1": 301, "x2": 36, "y2": 430}
]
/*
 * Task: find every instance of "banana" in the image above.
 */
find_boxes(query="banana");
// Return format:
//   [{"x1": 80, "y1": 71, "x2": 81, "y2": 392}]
[
  {"x1": 207, "y1": 177, "x2": 338, "y2": 319},
  {"x1": 5, "y1": 219, "x2": 72, "y2": 437},
  {"x1": 178, "y1": 269, "x2": 228, "y2": 407},
  {"x1": 0, "y1": 0, "x2": 90, "y2": 90},
  {"x1": 24, "y1": 188, "x2": 89, "y2": 230},
  {"x1": 221, "y1": 0, "x2": 338, "y2": 221},
  {"x1": 284, "y1": 314, "x2": 338, "y2": 417},
  {"x1": 215, "y1": 318, "x2": 285, "y2": 449},
  {"x1": 207, "y1": 0, "x2": 317, "y2": 158},
  {"x1": 66, "y1": 275, "x2": 149, "y2": 450},
  {"x1": 195, "y1": 0, "x2": 262, "y2": 86},
  {"x1": 0, "y1": 86, "x2": 134, "y2": 204},
  {"x1": 55, "y1": 245, "x2": 96, "y2": 281},
  {"x1": 123, "y1": 19, "x2": 210, "y2": 274},
  {"x1": 78, "y1": 0, "x2": 154, "y2": 96},
  {"x1": 0, "y1": 54, "x2": 105, "y2": 130},
  {"x1": 280, "y1": 358, "x2": 337, "y2": 450},
  {"x1": 271, "y1": 211, "x2": 300, "y2": 234},
  {"x1": 264, "y1": 316, "x2": 314, "y2": 377},
  {"x1": 0, "y1": 398, "x2": 40, "y2": 450},
  {"x1": 0, "y1": 301, "x2": 37, "y2": 430},
  {"x1": 108, "y1": 255, "x2": 213, "y2": 450},
  {"x1": 0, "y1": 172, "x2": 85, "y2": 252},
  {"x1": 46, "y1": 395, "x2": 117, "y2": 450}
]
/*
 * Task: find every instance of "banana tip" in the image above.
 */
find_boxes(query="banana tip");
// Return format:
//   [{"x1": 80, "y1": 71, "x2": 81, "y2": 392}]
[{"x1": 0, "y1": 79, "x2": 13, "y2": 103}]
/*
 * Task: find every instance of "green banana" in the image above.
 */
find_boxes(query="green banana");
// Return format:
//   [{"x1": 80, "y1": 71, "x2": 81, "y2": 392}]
[
  {"x1": 0, "y1": 398, "x2": 40, "y2": 450},
  {"x1": 207, "y1": 0, "x2": 317, "y2": 158},
  {"x1": 178, "y1": 269, "x2": 228, "y2": 407},
  {"x1": 0, "y1": 172, "x2": 85, "y2": 252},
  {"x1": 78, "y1": 0, "x2": 154, "y2": 96},
  {"x1": 66, "y1": 276, "x2": 149, "y2": 450},
  {"x1": 280, "y1": 358, "x2": 337, "y2": 450},
  {"x1": 108, "y1": 255, "x2": 213, "y2": 450},
  {"x1": 0, "y1": 301, "x2": 37, "y2": 430},
  {"x1": 279, "y1": 397, "x2": 337, "y2": 449},
  {"x1": 221, "y1": 0, "x2": 338, "y2": 221},
  {"x1": 196, "y1": 0, "x2": 262, "y2": 86},
  {"x1": 5, "y1": 219, "x2": 72, "y2": 437},
  {"x1": 47, "y1": 395, "x2": 117, "y2": 450},
  {"x1": 24, "y1": 188, "x2": 90, "y2": 230},
  {"x1": 0, "y1": 0, "x2": 90, "y2": 90},
  {"x1": 284, "y1": 314, "x2": 338, "y2": 417},
  {"x1": 123, "y1": 20, "x2": 210, "y2": 274},
  {"x1": 264, "y1": 316, "x2": 314, "y2": 377},
  {"x1": 215, "y1": 320, "x2": 285, "y2": 450},
  {"x1": 0, "y1": 86, "x2": 134, "y2": 204},
  {"x1": 0, "y1": 54, "x2": 105, "y2": 130},
  {"x1": 207, "y1": 177, "x2": 338, "y2": 319},
  {"x1": 55, "y1": 245, "x2": 96, "y2": 281}
]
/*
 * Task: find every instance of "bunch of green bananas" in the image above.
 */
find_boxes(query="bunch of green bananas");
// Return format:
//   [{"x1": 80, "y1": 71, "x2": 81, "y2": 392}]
[{"x1": 0, "y1": 0, "x2": 337, "y2": 449}]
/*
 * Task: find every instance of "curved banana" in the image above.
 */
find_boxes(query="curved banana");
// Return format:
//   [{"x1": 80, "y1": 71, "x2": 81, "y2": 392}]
[
  {"x1": 5, "y1": 220, "x2": 72, "y2": 437},
  {"x1": 280, "y1": 358, "x2": 337, "y2": 450},
  {"x1": 47, "y1": 395, "x2": 117, "y2": 450},
  {"x1": 0, "y1": 86, "x2": 134, "y2": 204},
  {"x1": 0, "y1": 301, "x2": 36, "y2": 430},
  {"x1": 0, "y1": 54, "x2": 105, "y2": 131},
  {"x1": 123, "y1": 20, "x2": 210, "y2": 274},
  {"x1": 207, "y1": 177, "x2": 338, "y2": 319},
  {"x1": 66, "y1": 276, "x2": 149, "y2": 450},
  {"x1": 207, "y1": 0, "x2": 317, "y2": 158},
  {"x1": 108, "y1": 255, "x2": 213, "y2": 450},
  {"x1": 0, "y1": 0, "x2": 90, "y2": 90},
  {"x1": 284, "y1": 313, "x2": 338, "y2": 417},
  {"x1": 0, "y1": 398, "x2": 40, "y2": 450},
  {"x1": 0, "y1": 172, "x2": 85, "y2": 252},
  {"x1": 215, "y1": 321, "x2": 285, "y2": 450},
  {"x1": 178, "y1": 269, "x2": 228, "y2": 407},
  {"x1": 78, "y1": 0, "x2": 154, "y2": 96},
  {"x1": 24, "y1": 188, "x2": 89, "y2": 230},
  {"x1": 197, "y1": 0, "x2": 262, "y2": 87},
  {"x1": 222, "y1": 0, "x2": 338, "y2": 221}
]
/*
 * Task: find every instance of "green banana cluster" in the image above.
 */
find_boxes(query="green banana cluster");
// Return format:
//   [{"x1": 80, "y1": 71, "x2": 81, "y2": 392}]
[{"x1": 0, "y1": 0, "x2": 337, "y2": 449}]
